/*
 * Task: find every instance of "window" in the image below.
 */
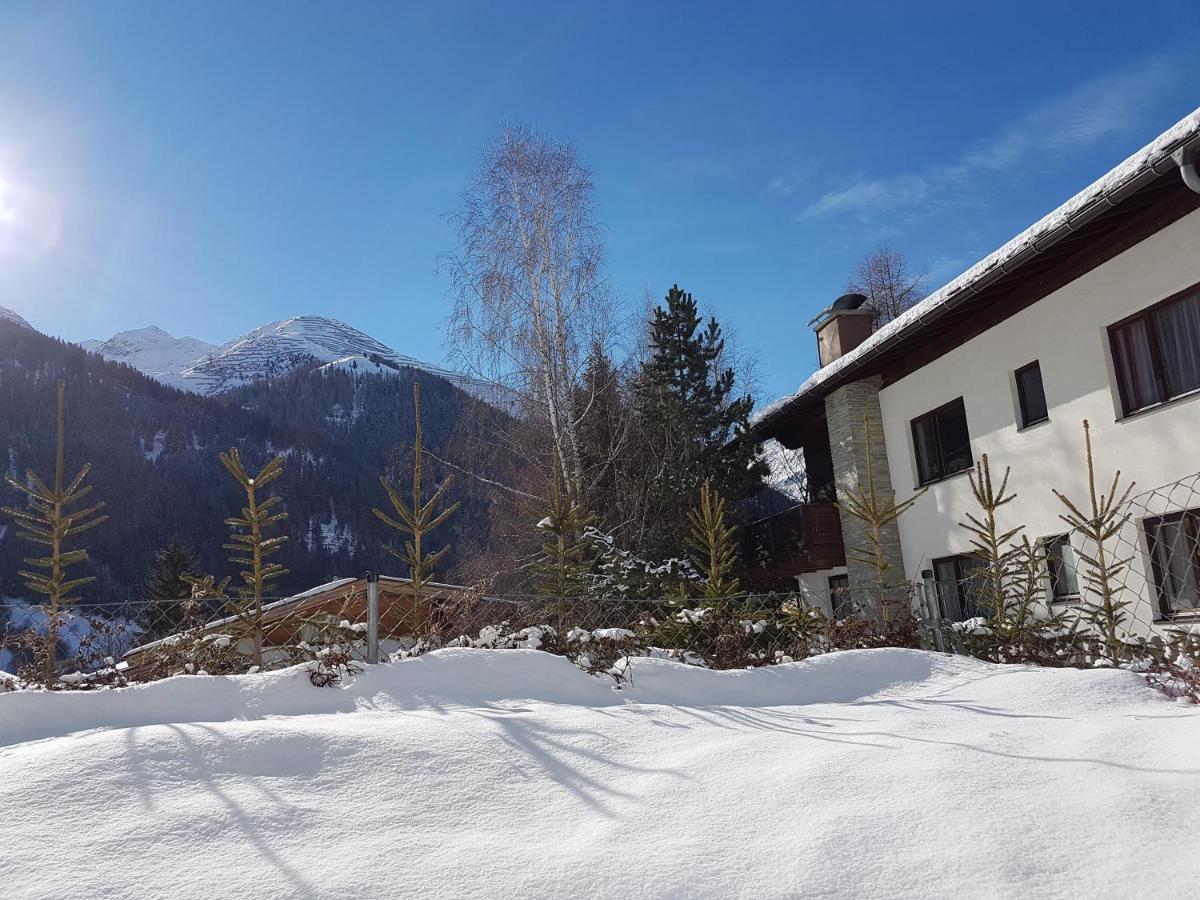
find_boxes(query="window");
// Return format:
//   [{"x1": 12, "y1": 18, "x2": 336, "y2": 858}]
[
  {"x1": 1144, "y1": 509, "x2": 1200, "y2": 619},
  {"x1": 828, "y1": 574, "x2": 851, "y2": 618},
  {"x1": 1042, "y1": 534, "x2": 1079, "y2": 602},
  {"x1": 932, "y1": 555, "x2": 986, "y2": 622},
  {"x1": 911, "y1": 397, "x2": 973, "y2": 486},
  {"x1": 1015, "y1": 361, "x2": 1048, "y2": 428},
  {"x1": 1109, "y1": 284, "x2": 1200, "y2": 416}
]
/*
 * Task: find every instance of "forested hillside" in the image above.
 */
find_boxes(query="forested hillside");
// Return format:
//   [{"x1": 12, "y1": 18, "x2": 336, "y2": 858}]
[{"x1": 0, "y1": 320, "x2": 496, "y2": 608}]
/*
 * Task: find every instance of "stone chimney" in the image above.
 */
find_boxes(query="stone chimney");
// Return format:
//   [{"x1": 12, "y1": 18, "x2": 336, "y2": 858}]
[{"x1": 814, "y1": 293, "x2": 873, "y2": 367}]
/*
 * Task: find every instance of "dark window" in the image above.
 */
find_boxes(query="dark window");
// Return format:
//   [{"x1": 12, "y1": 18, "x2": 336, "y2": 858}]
[
  {"x1": 1109, "y1": 285, "x2": 1200, "y2": 416},
  {"x1": 911, "y1": 397, "x2": 973, "y2": 486},
  {"x1": 1042, "y1": 534, "x2": 1079, "y2": 602},
  {"x1": 1015, "y1": 361, "x2": 1048, "y2": 428},
  {"x1": 932, "y1": 555, "x2": 986, "y2": 622},
  {"x1": 828, "y1": 574, "x2": 851, "y2": 618},
  {"x1": 1144, "y1": 509, "x2": 1200, "y2": 619}
]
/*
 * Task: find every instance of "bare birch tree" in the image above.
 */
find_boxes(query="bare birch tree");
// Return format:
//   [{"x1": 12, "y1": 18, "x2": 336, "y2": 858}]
[
  {"x1": 847, "y1": 242, "x2": 928, "y2": 327},
  {"x1": 444, "y1": 124, "x2": 610, "y2": 499}
]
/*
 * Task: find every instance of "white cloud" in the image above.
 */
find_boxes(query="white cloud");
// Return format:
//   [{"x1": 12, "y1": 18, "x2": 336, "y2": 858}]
[
  {"x1": 800, "y1": 56, "x2": 1173, "y2": 222},
  {"x1": 807, "y1": 173, "x2": 929, "y2": 218}
]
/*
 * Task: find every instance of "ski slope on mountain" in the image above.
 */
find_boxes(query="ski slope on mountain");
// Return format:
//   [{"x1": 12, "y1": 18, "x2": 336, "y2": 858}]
[{"x1": 2, "y1": 648, "x2": 1197, "y2": 899}]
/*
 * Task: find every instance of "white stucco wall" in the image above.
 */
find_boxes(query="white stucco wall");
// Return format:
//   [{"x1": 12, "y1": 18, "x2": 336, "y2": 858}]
[
  {"x1": 876, "y1": 207, "x2": 1200, "y2": 635},
  {"x1": 796, "y1": 567, "x2": 847, "y2": 617}
]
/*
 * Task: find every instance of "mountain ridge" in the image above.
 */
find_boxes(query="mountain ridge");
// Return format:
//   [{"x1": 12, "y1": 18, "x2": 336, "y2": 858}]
[
  {"x1": 80, "y1": 326, "x2": 219, "y2": 391},
  {"x1": 82, "y1": 314, "x2": 490, "y2": 400},
  {"x1": 0, "y1": 305, "x2": 32, "y2": 330},
  {"x1": 0, "y1": 317, "x2": 500, "y2": 609}
]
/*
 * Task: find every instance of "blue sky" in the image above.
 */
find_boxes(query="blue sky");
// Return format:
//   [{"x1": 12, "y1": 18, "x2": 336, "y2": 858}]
[{"x1": 0, "y1": 1, "x2": 1197, "y2": 402}]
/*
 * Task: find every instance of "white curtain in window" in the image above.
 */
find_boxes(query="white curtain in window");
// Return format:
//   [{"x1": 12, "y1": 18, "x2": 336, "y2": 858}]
[
  {"x1": 1112, "y1": 318, "x2": 1160, "y2": 411},
  {"x1": 1153, "y1": 519, "x2": 1200, "y2": 613},
  {"x1": 1154, "y1": 291, "x2": 1200, "y2": 397}
]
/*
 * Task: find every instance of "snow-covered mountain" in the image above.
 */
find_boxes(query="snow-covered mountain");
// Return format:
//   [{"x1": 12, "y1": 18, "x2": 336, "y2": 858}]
[
  {"x1": 80, "y1": 326, "x2": 218, "y2": 391},
  {"x1": 82, "y1": 315, "x2": 490, "y2": 399},
  {"x1": 0, "y1": 305, "x2": 32, "y2": 330}
]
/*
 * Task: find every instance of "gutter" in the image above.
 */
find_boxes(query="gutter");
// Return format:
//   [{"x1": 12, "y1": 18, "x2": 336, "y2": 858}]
[
  {"x1": 756, "y1": 122, "x2": 1200, "y2": 436},
  {"x1": 1174, "y1": 145, "x2": 1200, "y2": 195}
]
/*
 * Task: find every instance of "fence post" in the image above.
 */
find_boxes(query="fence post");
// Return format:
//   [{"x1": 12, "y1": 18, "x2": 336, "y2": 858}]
[
  {"x1": 366, "y1": 571, "x2": 380, "y2": 664},
  {"x1": 919, "y1": 569, "x2": 945, "y2": 653}
]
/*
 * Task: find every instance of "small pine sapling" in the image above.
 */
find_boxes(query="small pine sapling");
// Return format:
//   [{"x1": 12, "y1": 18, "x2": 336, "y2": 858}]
[
  {"x1": 835, "y1": 415, "x2": 927, "y2": 624},
  {"x1": 1, "y1": 382, "x2": 107, "y2": 686},
  {"x1": 687, "y1": 481, "x2": 740, "y2": 601},
  {"x1": 959, "y1": 454, "x2": 1022, "y2": 620},
  {"x1": 218, "y1": 448, "x2": 290, "y2": 667},
  {"x1": 1052, "y1": 420, "x2": 1135, "y2": 665},
  {"x1": 526, "y1": 459, "x2": 594, "y2": 629},
  {"x1": 638, "y1": 482, "x2": 765, "y2": 670},
  {"x1": 373, "y1": 382, "x2": 461, "y2": 618}
]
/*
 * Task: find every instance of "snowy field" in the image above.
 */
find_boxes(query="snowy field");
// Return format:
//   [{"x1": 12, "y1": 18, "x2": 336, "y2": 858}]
[{"x1": 2, "y1": 648, "x2": 1198, "y2": 899}]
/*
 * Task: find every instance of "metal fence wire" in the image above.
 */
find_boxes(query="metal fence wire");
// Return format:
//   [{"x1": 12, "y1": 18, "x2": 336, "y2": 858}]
[
  {"x1": 1, "y1": 582, "x2": 927, "y2": 688},
  {"x1": 5, "y1": 469, "x2": 1200, "y2": 689},
  {"x1": 916, "y1": 468, "x2": 1200, "y2": 668}
]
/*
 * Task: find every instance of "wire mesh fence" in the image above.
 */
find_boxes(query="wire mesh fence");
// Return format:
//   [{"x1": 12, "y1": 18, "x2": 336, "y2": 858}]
[
  {"x1": 1, "y1": 580, "x2": 929, "y2": 691},
  {"x1": 5, "y1": 469, "x2": 1200, "y2": 696}
]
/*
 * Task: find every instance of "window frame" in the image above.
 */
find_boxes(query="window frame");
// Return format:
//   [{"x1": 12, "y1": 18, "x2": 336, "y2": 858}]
[
  {"x1": 1014, "y1": 360, "x2": 1049, "y2": 429},
  {"x1": 1040, "y1": 534, "x2": 1080, "y2": 604},
  {"x1": 910, "y1": 397, "x2": 974, "y2": 487},
  {"x1": 931, "y1": 554, "x2": 986, "y2": 622},
  {"x1": 828, "y1": 574, "x2": 851, "y2": 618},
  {"x1": 1143, "y1": 508, "x2": 1200, "y2": 621},
  {"x1": 1108, "y1": 281, "x2": 1200, "y2": 418}
]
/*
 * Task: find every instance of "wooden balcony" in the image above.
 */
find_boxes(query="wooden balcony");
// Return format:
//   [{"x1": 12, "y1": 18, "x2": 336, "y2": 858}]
[{"x1": 742, "y1": 503, "x2": 846, "y2": 585}]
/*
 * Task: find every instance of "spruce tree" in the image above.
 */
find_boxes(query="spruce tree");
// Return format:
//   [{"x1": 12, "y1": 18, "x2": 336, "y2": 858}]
[
  {"x1": 573, "y1": 341, "x2": 626, "y2": 519},
  {"x1": 373, "y1": 381, "x2": 461, "y2": 613},
  {"x1": 631, "y1": 285, "x2": 767, "y2": 559},
  {"x1": 1, "y1": 381, "x2": 107, "y2": 686},
  {"x1": 688, "y1": 482, "x2": 740, "y2": 601},
  {"x1": 1052, "y1": 420, "x2": 1135, "y2": 664},
  {"x1": 219, "y1": 448, "x2": 289, "y2": 666},
  {"x1": 139, "y1": 540, "x2": 200, "y2": 637},
  {"x1": 528, "y1": 458, "x2": 593, "y2": 609},
  {"x1": 959, "y1": 454, "x2": 1022, "y2": 620},
  {"x1": 835, "y1": 415, "x2": 926, "y2": 622}
]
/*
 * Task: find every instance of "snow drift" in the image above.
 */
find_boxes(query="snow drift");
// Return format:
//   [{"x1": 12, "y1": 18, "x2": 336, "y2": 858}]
[{"x1": 2, "y1": 648, "x2": 1197, "y2": 899}]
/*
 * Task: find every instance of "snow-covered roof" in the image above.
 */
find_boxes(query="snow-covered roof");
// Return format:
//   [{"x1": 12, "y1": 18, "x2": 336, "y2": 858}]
[{"x1": 756, "y1": 106, "x2": 1200, "y2": 430}]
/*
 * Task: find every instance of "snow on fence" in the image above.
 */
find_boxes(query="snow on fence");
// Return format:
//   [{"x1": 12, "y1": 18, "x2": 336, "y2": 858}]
[
  {"x1": 5, "y1": 472, "x2": 1200, "y2": 693},
  {"x1": 1, "y1": 582, "x2": 930, "y2": 690}
]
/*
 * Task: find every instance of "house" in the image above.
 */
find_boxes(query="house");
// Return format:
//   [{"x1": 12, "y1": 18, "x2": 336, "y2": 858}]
[
  {"x1": 751, "y1": 107, "x2": 1200, "y2": 637},
  {"x1": 123, "y1": 574, "x2": 482, "y2": 673}
]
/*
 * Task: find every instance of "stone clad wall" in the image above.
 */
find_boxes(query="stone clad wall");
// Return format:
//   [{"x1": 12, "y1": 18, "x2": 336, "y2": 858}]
[{"x1": 824, "y1": 376, "x2": 907, "y2": 617}]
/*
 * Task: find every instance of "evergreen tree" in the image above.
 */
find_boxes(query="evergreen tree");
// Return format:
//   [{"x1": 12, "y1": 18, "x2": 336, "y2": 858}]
[
  {"x1": 1052, "y1": 420, "x2": 1135, "y2": 664},
  {"x1": 631, "y1": 285, "x2": 767, "y2": 559},
  {"x1": 374, "y1": 382, "x2": 461, "y2": 612},
  {"x1": 526, "y1": 456, "x2": 593, "y2": 628},
  {"x1": 835, "y1": 415, "x2": 926, "y2": 623},
  {"x1": 0, "y1": 320, "x2": 494, "y2": 607},
  {"x1": 218, "y1": 448, "x2": 289, "y2": 666},
  {"x1": 959, "y1": 454, "x2": 1021, "y2": 619},
  {"x1": 1, "y1": 381, "x2": 107, "y2": 685},
  {"x1": 574, "y1": 342, "x2": 626, "y2": 519},
  {"x1": 687, "y1": 482, "x2": 740, "y2": 601},
  {"x1": 139, "y1": 540, "x2": 200, "y2": 637}
]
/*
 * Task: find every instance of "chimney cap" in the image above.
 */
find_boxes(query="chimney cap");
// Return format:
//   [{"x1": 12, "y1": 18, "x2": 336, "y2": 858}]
[
  {"x1": 831, "y1": 292, "x2": 868, "y2": 311},
  {"x1": 807, "y1": 292, "x2": 871, "y2": 328}
]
